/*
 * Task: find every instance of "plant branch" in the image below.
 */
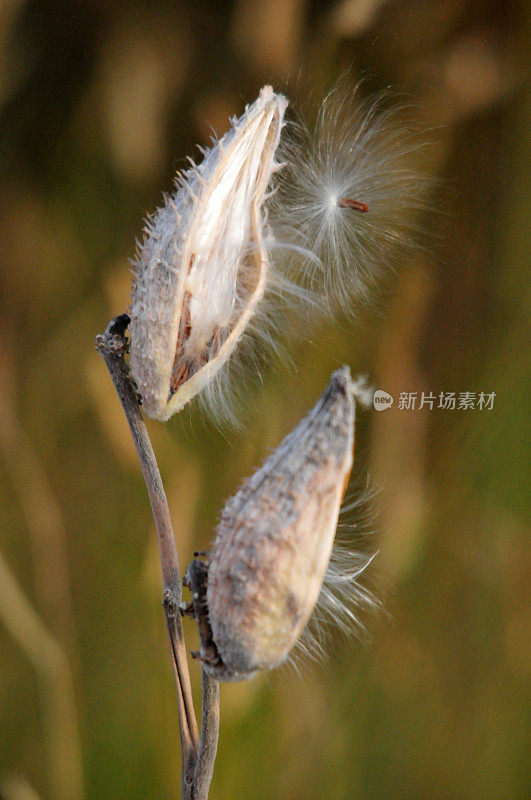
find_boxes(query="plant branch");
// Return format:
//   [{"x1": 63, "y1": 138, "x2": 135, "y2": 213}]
[
  {"x1": 96, "y1": 314, "x2": 219, "y2": 799},
  {"x1": 0, "y1": 360, "x2": 79, "y2": 661},
  {"x1": 192, "y1": 671, "x2": 220, "y2": 800},
  {"x1": 0, "y1": 546, "x2": 83, "y2": 800}
]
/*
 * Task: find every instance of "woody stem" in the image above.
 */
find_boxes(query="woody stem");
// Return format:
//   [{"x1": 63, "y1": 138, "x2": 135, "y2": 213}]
[{"x1": 96, "y1": 315, "x2": 218, "y2": 799}]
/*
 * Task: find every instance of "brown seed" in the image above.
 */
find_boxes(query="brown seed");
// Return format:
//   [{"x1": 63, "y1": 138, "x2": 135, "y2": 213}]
[{"x1": 338, "y1": 198, "x2": 368, "y2": 212}]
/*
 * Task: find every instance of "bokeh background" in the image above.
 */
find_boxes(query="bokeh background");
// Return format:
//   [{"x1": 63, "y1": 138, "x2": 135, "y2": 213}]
[{"x1": 0, "y1": 1, "x2": 529, "y2": 799}]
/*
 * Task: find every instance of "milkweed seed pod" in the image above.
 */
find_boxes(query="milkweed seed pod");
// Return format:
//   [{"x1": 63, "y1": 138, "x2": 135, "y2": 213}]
[
  {"x1": 183, "y1": 366, "x2": 362, "y2": 681},
  {"x1": 128, "y1": 79, "x2": 429, "y2": 423},
  {"x1": 129, "y1": 86, "x2": 288, "y2": 420}
]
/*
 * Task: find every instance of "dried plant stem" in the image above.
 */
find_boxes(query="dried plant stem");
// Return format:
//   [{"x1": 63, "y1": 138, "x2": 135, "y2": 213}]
[
  {"x1": 96, "y1": 315, "x2": 219, "y2": 800},
  {"x1": 0, "y1": 547, "x2": 83, "y2": 800},
  {"x1": 0, "y1": 775, "x2": 43, "y2": 800},
  {"x1": 0, "y1": 374, "x2": 79, "y2": 662},
  {"x1": 193, "y1": 671, "x2": 220, "y2": 798}
]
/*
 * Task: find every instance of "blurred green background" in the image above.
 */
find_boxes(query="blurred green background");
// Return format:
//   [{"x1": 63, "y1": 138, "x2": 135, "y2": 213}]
[{"x1": 0, "y1": 1, "x2": 529, "y2": 798}]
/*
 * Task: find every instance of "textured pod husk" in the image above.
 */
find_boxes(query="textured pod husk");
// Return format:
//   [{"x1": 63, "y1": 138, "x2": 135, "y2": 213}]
[
  {"x1": 190, "y1": 366, "x2": 355, "y2": 681},
  {"x1": 129, "y1": 87, "x2": 288, "y2": 420}
]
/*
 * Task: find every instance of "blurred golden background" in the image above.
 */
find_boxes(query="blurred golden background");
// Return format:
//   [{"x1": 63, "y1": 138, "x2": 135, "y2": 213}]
[{"x1": 0, "y1": 1, "x2": 529, "y2": 798}]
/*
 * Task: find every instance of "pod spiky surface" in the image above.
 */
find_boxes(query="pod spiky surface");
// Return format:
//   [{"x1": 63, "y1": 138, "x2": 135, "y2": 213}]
[
  {"x1": 129, "y1": 87, "x2": 287, "y2": 420},
  {"x1": 205, "y1": 367, "x2": 355, "y2": 680}
]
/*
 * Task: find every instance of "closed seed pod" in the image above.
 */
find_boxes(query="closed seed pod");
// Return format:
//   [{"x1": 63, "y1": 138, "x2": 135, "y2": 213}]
[
  {"x1": 184, "y1": 366, "x2": 358, "y2": 681},
  {"x1": 129, "y1": 87, "x2": 288, "y2": 420}
]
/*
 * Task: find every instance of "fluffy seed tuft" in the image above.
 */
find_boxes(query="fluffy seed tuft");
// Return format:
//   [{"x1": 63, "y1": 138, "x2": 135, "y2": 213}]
[{"x1": 270, "y1": 79, "x2": 432, "y2": 313}]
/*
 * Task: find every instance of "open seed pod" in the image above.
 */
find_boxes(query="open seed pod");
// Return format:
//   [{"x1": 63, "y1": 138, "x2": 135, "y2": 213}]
[
  {"x1": 183, "y1": 366, "x2": 359, "y2": 681},
  {"x1": 129, "y1": 87, "x2": 288, "y2": 420}
]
